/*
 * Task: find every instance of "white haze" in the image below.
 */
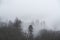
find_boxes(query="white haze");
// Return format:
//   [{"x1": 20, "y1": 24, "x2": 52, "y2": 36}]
[{"x1": 0, "y1": 0, "x2": 60, "y2": 36}]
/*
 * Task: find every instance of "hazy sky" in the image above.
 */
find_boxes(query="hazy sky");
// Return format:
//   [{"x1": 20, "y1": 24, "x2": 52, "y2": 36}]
[
  {"x1": 0, "y1": 0, "x2": 60, "y2": 37},
  {"x1": 0, "y1": 0, "x2": 60, "y2": 26}
]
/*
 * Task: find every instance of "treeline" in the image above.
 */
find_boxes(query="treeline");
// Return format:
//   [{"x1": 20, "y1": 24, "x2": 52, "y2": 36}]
[
  {"x1": 35, "y1": 29, "x2": 60, "y2": 40},
  {"x1": 0, "y1": 18, "x2": 26, "y2": 40},
  {"x1": 0, "y1": 18, "x2": 60, "y2": 40}
]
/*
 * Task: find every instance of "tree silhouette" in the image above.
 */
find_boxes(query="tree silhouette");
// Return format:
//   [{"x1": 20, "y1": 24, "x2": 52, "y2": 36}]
[
  {"x1": 28, "y1": 24, "x2": 33, "y2": 40},
  {"x1": 13, "y1": 18, "x2": 21, "y2": 28},
  {"x1": 0, "y1": 18, "x2": 26, "y2": 40}
]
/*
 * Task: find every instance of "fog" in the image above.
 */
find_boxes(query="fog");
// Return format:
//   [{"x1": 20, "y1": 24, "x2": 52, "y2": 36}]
[{"x1": 0, "y1": 0, "x2": 60, "y2": 36}]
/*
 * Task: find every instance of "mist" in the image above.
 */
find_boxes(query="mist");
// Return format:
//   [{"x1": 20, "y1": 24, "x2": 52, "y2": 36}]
[{"x1": 0, "y1": 0, "x2": 60, "y2": 37}]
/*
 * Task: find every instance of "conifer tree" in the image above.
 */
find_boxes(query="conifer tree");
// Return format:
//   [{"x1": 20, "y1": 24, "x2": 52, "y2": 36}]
[{"x1": 28, "y1": 24, "x2": 33, "y2": 40}]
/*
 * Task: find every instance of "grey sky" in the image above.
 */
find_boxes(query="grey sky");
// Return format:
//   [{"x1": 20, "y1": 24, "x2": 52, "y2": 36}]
[
  {"x1": 0, "y1": 0, "x2": 60, "y2": 26},
  {"x1": 0, "y1": 0, "x2": 60, "y2": 37}
]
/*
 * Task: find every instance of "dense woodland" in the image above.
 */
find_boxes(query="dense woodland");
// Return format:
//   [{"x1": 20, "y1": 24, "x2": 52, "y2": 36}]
[{"x1": 0, "y1": 18, "x2": 60, "y2": 40}]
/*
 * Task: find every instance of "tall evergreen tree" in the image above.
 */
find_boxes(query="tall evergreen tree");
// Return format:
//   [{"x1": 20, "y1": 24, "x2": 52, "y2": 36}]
[
  {"x1": 28, "y1": 24, "x2": 33, "y2": 40},
  {"x1": 14, "y1": 18, "x2": 21, "y2": 28}
]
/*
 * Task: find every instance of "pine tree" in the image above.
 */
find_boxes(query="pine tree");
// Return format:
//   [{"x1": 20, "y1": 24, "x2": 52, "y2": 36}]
[
  {"x1": 28, "y1": 24, "x2": 33, "y2": 40},
  {"x1": 14, "y1": 18, "x2": 21, "y2": 28}
]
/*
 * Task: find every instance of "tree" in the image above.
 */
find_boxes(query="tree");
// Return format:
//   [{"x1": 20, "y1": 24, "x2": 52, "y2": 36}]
[
  {"x1": 14, "y1": 18, "x2": 21, "y2": 27},
  {"x1": 13, "y1": 17, "x2": 22, "y2": 32},
  {"x1": 28, "y1": 24, "x2": 33, "y2": 40}
]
